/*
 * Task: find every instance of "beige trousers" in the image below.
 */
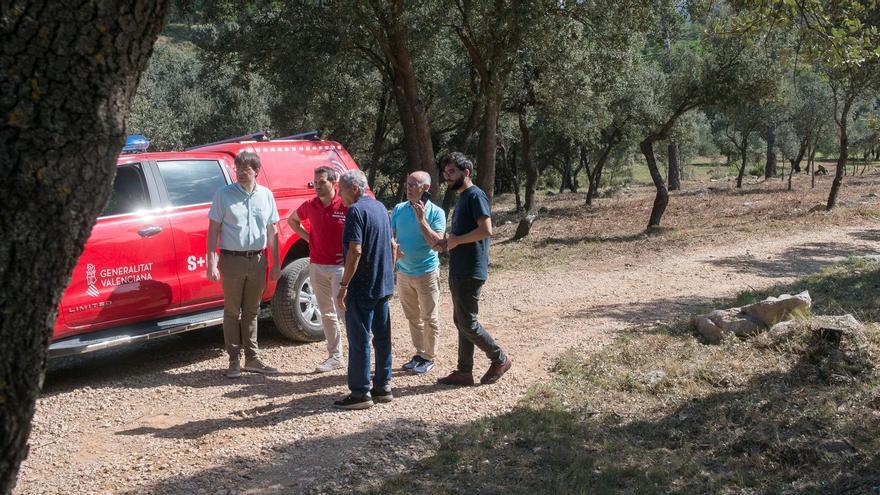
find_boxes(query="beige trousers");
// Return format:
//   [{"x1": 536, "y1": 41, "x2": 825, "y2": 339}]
[
  {"x1": 220, "y1": 252, "x2": 267, "y2": 361},
  {"x1": 309, "y1": 263, "x2": 345, "y2": 360},
  {"x1": 397, "y1": 270, "x2": 441, "y2": 361}
]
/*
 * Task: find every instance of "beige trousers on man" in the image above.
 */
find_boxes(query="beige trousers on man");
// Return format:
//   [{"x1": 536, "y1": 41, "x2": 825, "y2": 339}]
[
  {"x1": 309, "y1": 263, "x2": 345, "y2": 360},
  {"x1": 397, "y1": 269, "x2": 441, "y2": 361},
  {"x1": 220, "y1": 252, "x2": 267, "y2": 361}
]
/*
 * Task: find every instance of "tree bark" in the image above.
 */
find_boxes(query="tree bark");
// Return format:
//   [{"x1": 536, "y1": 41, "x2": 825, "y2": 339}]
[
  {"x1": 791, "y1": 136, "x2": 807, "y2": 173},
  {"x1": 667, "y1": 141, "x2": 681, "y2": 191},
  {"x1": 764, "y1": 126, "x2": 777, "y2": 178},
  {"x1": 511, "y1": 147, "x2": 522, "y2": 212},
  {"x1": 827, "y1": 98, "x2": 853, "y2": 210},
  {"x1": 559, "y1": 148, "x2": 574, "y2": 193},
  {"x1": 0, "y1": 2, "x2": 170, "y2": 492},
  {"x1": 475, "y1": 86, "x2": 501, "y2": 202},
  {"x1": 736, "y1": 133, "x2": 749, "y2": 189},
  {"x1": 363, "y1": 3, "x2": 438, "y2": 198},
  {"x1": 367, "y1": 82, "x2": 392, "y2": 188},
  {"x1": 519, "y1": 111, "x2": 537, "y2": 212},
  {"x1": 640, "y1": 139, "x2": 669, "y2": 228}
]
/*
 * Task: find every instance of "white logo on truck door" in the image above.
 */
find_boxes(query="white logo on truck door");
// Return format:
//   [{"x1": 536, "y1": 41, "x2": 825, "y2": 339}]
[
  {"x1": 186, "y1": 255, "x2": 207, "y2": 271},
  {"x1": 86, "y1": 264, "x2": 99, "y2": 297}
]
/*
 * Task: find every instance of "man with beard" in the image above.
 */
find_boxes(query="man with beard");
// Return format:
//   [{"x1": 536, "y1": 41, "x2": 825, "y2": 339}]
[{"x1": 435, "y1": 152, "x2": 512, "y2": 386}]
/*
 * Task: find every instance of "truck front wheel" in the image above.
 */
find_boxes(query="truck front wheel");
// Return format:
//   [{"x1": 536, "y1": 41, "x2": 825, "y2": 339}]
[{"x1": 271, "y1": 258, "x2": 325, "y2": 342}]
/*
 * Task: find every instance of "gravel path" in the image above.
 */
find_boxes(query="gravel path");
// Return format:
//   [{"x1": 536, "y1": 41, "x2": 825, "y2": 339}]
[{"x1": 15, "y1": 222, "x2": 880, "y2": 494}]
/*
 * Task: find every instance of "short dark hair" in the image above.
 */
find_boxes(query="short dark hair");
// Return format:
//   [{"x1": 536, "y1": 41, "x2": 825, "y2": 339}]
[
  {"x1": 314, "y1": 166, "x2": 338, "y2": 181},
  {"x1": 440, "y1": 152, "x2": 473, "y2": 176},
  {"x1": 234, "y1": 151, "x2": 261, "y2": 173}
]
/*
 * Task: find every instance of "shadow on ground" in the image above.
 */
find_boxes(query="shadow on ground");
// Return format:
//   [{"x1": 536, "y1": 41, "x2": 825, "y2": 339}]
[
  {"x1": 119, "y1": 417, "x2": 440, "y2": 495},
  {"x1": 369, "y1": 354, "x2": 880, "y2": 494},
  {"x1": 42, "y1": 319, "x2": 307, "y2": 396},
  {"x1": 703, "y1": 239, "x2": 877, "y2": 279}
]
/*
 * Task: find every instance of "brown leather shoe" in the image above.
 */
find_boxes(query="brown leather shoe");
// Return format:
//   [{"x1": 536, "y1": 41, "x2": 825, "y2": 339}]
[
  {"x1": 480, "y1": 357, "x2": 512, "y2": 385},
  {"x1": 437, "y1": 370, "x2": 475, "y2": 386}
]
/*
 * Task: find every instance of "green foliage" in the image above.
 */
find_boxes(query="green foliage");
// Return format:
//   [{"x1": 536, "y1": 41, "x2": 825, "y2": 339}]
[{"x1": 127, "y1": 32, "x2": 276, "y2": 151}]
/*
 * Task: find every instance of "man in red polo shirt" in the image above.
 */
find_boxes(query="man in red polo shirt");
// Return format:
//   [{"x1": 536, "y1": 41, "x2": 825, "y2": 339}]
[{"x1": 288, "y1": 166, "x2": 348, "y2": 373}]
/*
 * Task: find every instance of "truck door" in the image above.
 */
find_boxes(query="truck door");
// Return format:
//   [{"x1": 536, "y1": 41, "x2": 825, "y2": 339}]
[
  {"x1": 57, "y1": 163, "x2": 180, "y2": 338},
  {"x1": 154, "y1": 158, "x2": 231, "y2": 306}
]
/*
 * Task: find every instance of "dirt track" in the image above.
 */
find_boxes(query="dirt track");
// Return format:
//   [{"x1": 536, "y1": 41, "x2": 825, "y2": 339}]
[{"x1": 16, "y1": 218, "x2": 880, "y2": 494}]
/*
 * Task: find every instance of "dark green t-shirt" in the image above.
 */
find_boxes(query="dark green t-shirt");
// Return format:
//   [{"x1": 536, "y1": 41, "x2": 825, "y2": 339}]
[{"x1": 449, "y1": 185, "x2": 491, "y2": 280}]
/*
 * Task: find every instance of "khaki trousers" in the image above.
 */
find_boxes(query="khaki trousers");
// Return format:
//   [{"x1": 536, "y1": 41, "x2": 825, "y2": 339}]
[
  {"x1": 220, "y1": 252, "x2": 267, "y2": 361},
  {"x1": 309, "y1": 263, "x2": 345, "y2": 360},
  {"x1": 397, "y1": 270, "x2": 441, "y2": 361}
]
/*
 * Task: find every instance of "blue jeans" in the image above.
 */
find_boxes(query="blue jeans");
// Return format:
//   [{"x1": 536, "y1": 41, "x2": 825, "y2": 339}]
[{"x1": 345, "y1": 295, "x2": 392, "y2": 396}]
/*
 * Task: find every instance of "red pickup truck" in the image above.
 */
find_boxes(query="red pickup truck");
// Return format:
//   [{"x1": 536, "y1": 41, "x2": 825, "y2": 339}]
[{"x1": 50, "y1": 131, "x2": 358, "y2": 357}]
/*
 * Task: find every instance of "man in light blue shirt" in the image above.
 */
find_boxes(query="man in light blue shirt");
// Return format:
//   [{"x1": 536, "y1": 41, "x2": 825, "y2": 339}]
[
  {"x1": 207, "y1": 151, "x2": 281, "y2": 378},
  {"x1": 391, "y1": 171, "x2": 446, "y2": 374}
]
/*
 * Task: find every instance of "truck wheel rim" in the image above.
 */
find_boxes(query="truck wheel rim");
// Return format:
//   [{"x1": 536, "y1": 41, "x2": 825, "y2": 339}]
[{"x1": 297, "y1": 279, "x2": 321, "y2": 330}]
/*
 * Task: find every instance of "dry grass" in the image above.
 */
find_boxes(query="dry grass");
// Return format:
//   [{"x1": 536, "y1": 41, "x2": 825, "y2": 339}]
[
  {"x1": 489, "y1": 173, "x2": 880, "y2": 271},
  {"x1": 372, "y1": 260, "x2": 880, "y2": 494}
]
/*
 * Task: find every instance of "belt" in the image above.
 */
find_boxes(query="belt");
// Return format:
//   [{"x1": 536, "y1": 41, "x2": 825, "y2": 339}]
[{"x1": 220, "y1": 249, "x2": 264, "y2": 257}]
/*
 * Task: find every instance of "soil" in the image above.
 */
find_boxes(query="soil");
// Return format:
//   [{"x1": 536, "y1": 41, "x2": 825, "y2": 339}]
[{"x1": 15, "y1": 175, "x2": 880, "y2": 494}]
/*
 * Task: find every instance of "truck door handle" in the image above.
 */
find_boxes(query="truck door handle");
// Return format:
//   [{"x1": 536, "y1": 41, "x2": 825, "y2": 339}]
[{"x1": 138, "y1": 226, "x2": 163, "y2": 237}]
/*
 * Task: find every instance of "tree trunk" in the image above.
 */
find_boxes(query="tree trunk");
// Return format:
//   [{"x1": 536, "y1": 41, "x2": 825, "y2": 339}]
[
  {"x1": 559, "y1": 148, "x2": 574, "y2": 193},
  {"x1": 791, "y1": 136, "x2": 807, "y2": 173},
  {"x1": 0, "y1": 2, "x2": 170, "y2": 492},
  {"x1": 586, "y1": 143, "x2": 611, "y2": 205},
  {"x1": 667, "y1": 141, "x2": 681, "y2": 191},
  {"x1": 519, "y1": 112, "x2": 537, "y2": 212},
  {"x1": 809, "y1": 129, "x2": 820, "y2": 189},
  {"x1": 736, "y1": 134, "x2": 749, "y2": 189},
  {"x1": 367, "y1": 82, "x2": 392, "y2": 188},
  {"x1": 386, "y1": 30, "x2": 438, "y2": 198},
  {"x1": 640, "y1": 138, "x2": 669, "y2": 228},
  {"x1": 764, "y1": 126, "x2": 777, "y2": 178},
  {"x1": 827, "y1": 98, "x2": 853, "y2": 210},
  {"x1": 475, "y1": 86, "x2": 501, "y2": 202},
  {"x1": 511, "y1": 147, "x2": 522, "y2": 212}
]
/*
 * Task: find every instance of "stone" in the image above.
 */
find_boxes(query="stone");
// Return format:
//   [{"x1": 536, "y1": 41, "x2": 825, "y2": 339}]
[
  {"x1": 693, "y1": 291, "x2": 811, "y2": 344},
  {"x1": 740, "y1": 291, "x2": 812, "y2": 326}
]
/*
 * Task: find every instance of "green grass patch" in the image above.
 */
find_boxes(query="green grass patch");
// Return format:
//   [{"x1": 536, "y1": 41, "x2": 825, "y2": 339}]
[{"x1": 370, "y1": 259, "x2": 880, "y2": 494}]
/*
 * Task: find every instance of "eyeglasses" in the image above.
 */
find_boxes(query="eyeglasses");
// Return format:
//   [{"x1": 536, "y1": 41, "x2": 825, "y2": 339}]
[{"x1": 405, "y1": 181, "x2": 422, "y2": 188}]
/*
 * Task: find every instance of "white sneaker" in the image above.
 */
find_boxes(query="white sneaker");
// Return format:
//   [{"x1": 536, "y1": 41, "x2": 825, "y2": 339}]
[{"x1": 315, "y1": 356, "x2": 344, "y2": 373}]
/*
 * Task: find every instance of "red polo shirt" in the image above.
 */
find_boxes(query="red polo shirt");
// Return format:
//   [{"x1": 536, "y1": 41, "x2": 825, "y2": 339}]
[{"x1": 296, "y1": 195, "x2": 347, "y2": 265}]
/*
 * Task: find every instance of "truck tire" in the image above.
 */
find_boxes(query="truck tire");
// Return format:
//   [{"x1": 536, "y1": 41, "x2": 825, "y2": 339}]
[{"x1": 272, "y1": 258, "x2": 325, "y2": 342}]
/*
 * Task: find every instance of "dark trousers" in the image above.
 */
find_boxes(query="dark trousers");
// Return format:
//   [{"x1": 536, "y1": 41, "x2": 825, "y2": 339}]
[
  {"x1": 344, "y1": 295, "x2": 392, "y2": 396},
  {"x1": 449, "y1": 277, "x2": 505, "y2": 373}
]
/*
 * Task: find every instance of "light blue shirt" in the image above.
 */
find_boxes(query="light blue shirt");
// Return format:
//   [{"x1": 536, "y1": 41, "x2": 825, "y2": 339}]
[
  {"x1": 208, "y1": 183, "x2": 280, "y2": 251},
  {"x1": 390, "y1": 200, "x2": 446, "y2": 276}
]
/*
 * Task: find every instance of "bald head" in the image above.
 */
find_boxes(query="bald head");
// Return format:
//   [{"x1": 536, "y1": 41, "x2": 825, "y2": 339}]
[
  {"x1": 405, "y1": 171, "x2": 431, "y2": 203},
  {"x1": 409, "y1": 171, "x2": 431, "y2": 186}
]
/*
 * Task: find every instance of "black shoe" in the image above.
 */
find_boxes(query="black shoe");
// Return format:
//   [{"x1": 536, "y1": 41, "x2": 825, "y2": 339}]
[
  {"x1": 370, "y1": 387, "x2": 393, "y2": 403},
  {"x1": 333, "y1": 393, "x2": 374, "y2": 410}
]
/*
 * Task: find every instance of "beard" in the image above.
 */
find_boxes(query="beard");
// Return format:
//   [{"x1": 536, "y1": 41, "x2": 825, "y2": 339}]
[{"x1": 448, "y1": 176, "x2": 465, "y2": 191}]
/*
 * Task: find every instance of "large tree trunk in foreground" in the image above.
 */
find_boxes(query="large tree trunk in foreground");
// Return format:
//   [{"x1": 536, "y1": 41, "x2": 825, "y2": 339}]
[
  {"x1": 640, "y1": 138, "x2": 669, "y2": 228},
  {"x1": 827, "y1": 98, "x2": 854, "y2": 210},
  {"x1": 0, "y1": 2, "x2": 169, "y2": 492},
  {"x1": 667, "y1": 141, "x2": 681, "y2": 191}
]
